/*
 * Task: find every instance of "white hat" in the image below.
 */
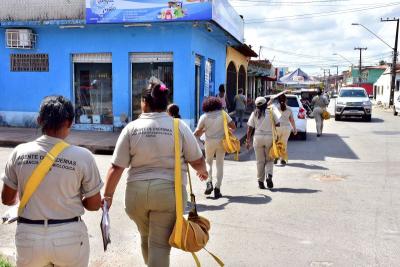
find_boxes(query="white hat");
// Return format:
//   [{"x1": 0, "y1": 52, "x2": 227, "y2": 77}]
[{"x1": 255, "y1": 97, "x2": 267, "y2": 106}]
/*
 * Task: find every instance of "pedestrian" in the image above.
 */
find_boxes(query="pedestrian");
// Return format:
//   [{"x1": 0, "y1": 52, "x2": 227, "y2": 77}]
[
  {"x1": 1, "y1": 95, "x2": 103, "y2": 267},
  {"x1": 167, "y1": 103, "x2": 181, "y2": 118},
  {"x1": 216, "y1": 84, "x2": 229, "y2": 111},
  {"x1": 234, "y1": 88, "x2": 247, "y2": 128},
  {"x1": 246, "y1": 96, "x2": 279, "y2": 189},
  {"x1": 311, "y1": 89, "x2": 329, "y2": 137},
  {"x1": 194, "y1": 96, "x2": 236, "y2": 199},
  {"x1": 275, "y1": 94, "x2": 297, "y2": 165},
  {"x1": 102, "y1": 82, "x2": 207, "y2": 267}
]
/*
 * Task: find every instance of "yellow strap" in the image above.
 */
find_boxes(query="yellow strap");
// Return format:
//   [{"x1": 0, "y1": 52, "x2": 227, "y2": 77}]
[
  {"x1": 204, "y1": 248, "x2": 225, "y2": 267},
  {"x1": 269, "y1": 109, "x2": 279, "y2": 158},
  {"x1": 221, "y1": 111, "x2": 235, "y2": 152},
  {"x1": 191, "y1": 252, "x2": 201, "y2": 267},
  {"x1": 18, "y1": 141, "x2": 70, "y2": 216},
  {"x1": 173, "y1": 118, "x2": 184, "y2": 247}
]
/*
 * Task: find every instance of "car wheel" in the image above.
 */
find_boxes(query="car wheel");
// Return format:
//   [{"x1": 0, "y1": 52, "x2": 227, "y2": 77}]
[
  {"x1": 335, "y1": 115, "x2": 341, "y2": 121},
  {"x1": 394, "y1": 107, "x2": 398, "y2": 116},
  {"x1": 364, "y1": 115, "x2": 372, "y2": 122}
]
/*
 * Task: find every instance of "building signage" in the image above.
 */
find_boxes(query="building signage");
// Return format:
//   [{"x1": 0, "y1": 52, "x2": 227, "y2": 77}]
[
  {"x1": 86, "y1": 0, "x2": 244, "y2": 43},
  {"x1": 86, "y1": 0, "x2": 212, "y2": 24}
]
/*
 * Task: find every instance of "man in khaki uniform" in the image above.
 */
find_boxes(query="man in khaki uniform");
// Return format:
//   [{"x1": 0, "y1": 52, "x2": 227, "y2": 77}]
[{"x1": 1, "y1": 96, "x2": 103, "y2": 267}]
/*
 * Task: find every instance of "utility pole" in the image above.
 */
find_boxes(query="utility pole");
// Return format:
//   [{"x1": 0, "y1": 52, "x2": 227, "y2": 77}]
[
  {"x1": 354, "y1": 47, "x2": 367, "y2": 86},
  {"x1": 381, "y1": 17, "x2": 399, "y2": 106},
  {"x1": 331, "y1": 65, "x2": 339, "y2": 92}
]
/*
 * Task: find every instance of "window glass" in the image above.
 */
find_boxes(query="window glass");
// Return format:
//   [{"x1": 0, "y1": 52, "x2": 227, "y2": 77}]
[
  {"x1": 339, "y1": 90, "x2": 367, "y2": 97},
  {"x1": 74, "y1": 63, "x2": 113, "y2": 124},
  {"x1": 131, "y1": 62, "x2": 173, "y2": 120}
]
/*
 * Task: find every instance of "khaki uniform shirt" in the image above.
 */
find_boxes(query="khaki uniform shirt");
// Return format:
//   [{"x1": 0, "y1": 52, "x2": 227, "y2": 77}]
[
  {"x1": 1, "y1": 135, "x2": 103, "y2": 220},
  {"x1": 196, "y1": 111, "x2": 233, "y2": 141},
  {"x1": 247, "y1": 110, "x2": 279, "y2": 136},
  {"x1": 111, "y1": 112, "x2": 202, "y2": 186},
  {"x1": 234, "y1": 94, "x2": 247, "y2": 111},
  {"x1": 278, "y1": 106, "x2": 293, "y2": 127},
  {"x1": 312, "y1": 95, "x2": 329, "y2": 109}
]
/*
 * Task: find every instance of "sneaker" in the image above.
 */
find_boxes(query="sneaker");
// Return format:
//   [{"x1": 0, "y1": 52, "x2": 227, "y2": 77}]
[
  {"x1": 204, "y1": 181, "x2": 213, "y2": 195},
  {"x1": 281, "y1": 160, "x2": 287, "y2": 165},
  {"x1": 266, "y1": 176, "x2": 274, "y2": 189},
  {"x1": 258, "y1": 181, "x2": 266, "y2": 189},
  {"x1": 214, "y1": 187, "x2": 222, "y2": 199},
  {"x1": 317, "y1": 134, "x2": 321, "y2": 137},
  {"x1": 274, "y1": 159, "x2": 278, "y2": 164}
]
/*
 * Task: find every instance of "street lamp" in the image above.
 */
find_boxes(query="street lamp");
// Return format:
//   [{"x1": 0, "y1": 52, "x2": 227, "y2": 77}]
[
  {"x1": 352, "y1": 21, "x2": 398, "y2": 105},
  {"x1": 332, "y1": 53, "x2": 353, "y2": 66}
]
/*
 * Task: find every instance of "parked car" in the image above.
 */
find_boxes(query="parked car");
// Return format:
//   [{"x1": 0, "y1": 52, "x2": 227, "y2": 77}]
[
  {"x1": 394, "y1": 92, "x2": 400, "y2": 116},
  {"x1": 335, "y1": 87, "x2": 372, "y2": 122},
  {"x1": 265, "y1": 94, "x2": 307, "y2": 140}
]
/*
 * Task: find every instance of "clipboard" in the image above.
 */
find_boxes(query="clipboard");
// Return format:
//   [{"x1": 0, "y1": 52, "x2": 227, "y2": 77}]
[{"x1": 100, "y1": 200, "x2": 111, "y2": 251}]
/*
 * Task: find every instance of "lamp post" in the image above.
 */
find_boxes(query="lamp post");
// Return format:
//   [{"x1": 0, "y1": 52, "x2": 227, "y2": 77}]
[
  {"x1": 352, "y1": 21, "x2": 398, "y2": 106},
  {"x1": 332, "y1": 52, "x2": 353, "y2": 66}
]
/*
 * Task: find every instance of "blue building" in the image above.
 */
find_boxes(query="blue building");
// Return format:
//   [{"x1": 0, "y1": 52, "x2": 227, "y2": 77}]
[{"x1": 0, "y1": 0, "x2": 244, "y2": 130}]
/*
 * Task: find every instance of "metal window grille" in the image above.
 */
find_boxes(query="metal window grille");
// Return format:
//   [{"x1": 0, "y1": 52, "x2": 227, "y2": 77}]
[
  {"x1": 10, "y1": 54, "x2": 49, "y2": 72},
  {"x1": 6, "y1": 29, "x2": 37, "y2": 49}
]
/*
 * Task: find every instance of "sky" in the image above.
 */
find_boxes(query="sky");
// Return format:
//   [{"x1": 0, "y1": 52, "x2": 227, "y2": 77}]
[{"x1": 228, "y1": 0, "x2": 400, "y2": 77}]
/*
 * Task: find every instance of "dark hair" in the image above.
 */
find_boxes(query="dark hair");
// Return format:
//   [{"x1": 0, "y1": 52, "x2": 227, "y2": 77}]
[
  {"x1": 167, "y1": 104, "x2": 181, "y2": 118},
  {"x1": 38, "y1": 95, "x2": 74, "y2": 134},
  {"x1": 142, "y1": 83, "x2": 170, "y2": 112},
  {"x1": 255, "y1": 103, "x2": 267, "y2": 119},
  {"x1": 218, "y1": 84, "x2": 225, "y2": 93},
  {"x1": 238, "y1": 88, "x2": 243, "y2": 94},
  {"x1": 202, "y1": 96, "x2": 223, "y2": 112},
  {"x1": 278, "y1": 94, "x2": 287, "y2": 111},
  {"x1": 317, "y1": 89, "x2": 322, "y2": 96}
]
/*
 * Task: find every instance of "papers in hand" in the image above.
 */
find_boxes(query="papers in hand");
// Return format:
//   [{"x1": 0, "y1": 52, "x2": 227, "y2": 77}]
[
  {"x1": 100, "y1": 200, "x2": 111, "y2": 251},
  {"x1": 2, "y1": 205, "x2": 18, "y2": 224}
]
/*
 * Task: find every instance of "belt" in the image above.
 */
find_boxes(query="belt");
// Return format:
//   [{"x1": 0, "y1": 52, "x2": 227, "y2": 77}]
[{"x1": 17, "y1": 216, "x2": 81, "y2": 225}]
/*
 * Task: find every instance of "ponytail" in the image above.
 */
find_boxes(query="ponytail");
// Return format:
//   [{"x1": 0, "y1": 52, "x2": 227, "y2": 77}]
[{"x1": 142, "y1": 83, "x2": 170, "y2": 112}]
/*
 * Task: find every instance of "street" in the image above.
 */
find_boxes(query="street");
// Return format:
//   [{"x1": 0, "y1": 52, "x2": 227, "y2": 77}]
[{"x1": 1, "y1": 106, "x2": 400, "y2": 267}]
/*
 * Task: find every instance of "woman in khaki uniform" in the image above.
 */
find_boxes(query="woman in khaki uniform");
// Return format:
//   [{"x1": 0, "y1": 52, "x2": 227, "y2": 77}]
[
  {"x1": 194, "y1": 97, "x2": 236, "y2": 199},
  {"x1": 103, "y1": 83, "x2": 207, "y2": 267},
  {"x1": 1, "y1": 96, "x2": 103, "y2": 267},
  {"x1": 311, "y1": 90, "x2": 329, "y2": 137},
  {"x1": 276, "y1": 94, "x2": 297, "y2": 165},
  {"x1": 246, "y1": 97, "x2": 278, "y2": 189}
]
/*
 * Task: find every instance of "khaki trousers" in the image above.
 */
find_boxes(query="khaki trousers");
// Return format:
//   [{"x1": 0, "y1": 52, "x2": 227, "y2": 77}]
[
  {"x1": 204, "y1": 139, "x2": 226, "y2": 189},
  {"x1": 277, "y1": 126, "x2": 291, "y2": 160},
  {"x1": 15, "y1": 221, "x2": 89, "y2": 267},
  {"x1": 253, "y1": 135, "x2": 274, "y2": 182},
  {"x1": 125, "y1": 179, "x2": 187, "y2": 267},
  {"x1": 313, "y1": 107, "x2": 324, "y2": 135}
]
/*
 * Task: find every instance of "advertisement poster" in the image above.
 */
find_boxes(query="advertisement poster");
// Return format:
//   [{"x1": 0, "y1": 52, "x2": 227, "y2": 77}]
[
  {"x1": 86, "y1": 0, "x2": 212, "y2": 24},
  {"x1": 204, "y1": 60, "x2": 211, "y2": 97}
]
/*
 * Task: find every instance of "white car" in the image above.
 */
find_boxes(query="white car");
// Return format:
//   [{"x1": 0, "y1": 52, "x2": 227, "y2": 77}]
[
  {"x1": 394, "y1": 92, "x2": 400, "y2": 116},
  {"x1": 265, "y1": 94, "x2": 307, "y2": 140},
  {"x1": 335, "y1": 87, "x2": 372, "y2": 122}
]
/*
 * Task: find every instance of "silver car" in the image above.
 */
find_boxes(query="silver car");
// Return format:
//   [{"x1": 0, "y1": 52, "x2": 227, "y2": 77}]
[{"x1": 335, "y1": 87, "x2": 372, "y2": 122}]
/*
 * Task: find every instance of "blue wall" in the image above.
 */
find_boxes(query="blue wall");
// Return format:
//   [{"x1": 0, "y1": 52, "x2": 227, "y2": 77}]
[{"x1": 0, "y1": 23, "x2": 228, "y2": 129}]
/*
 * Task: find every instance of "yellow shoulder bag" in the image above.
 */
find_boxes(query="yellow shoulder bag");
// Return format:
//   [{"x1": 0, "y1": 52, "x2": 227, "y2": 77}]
[
  {"x1": 169, "y1": 119, "x2": 224, "y2": 267},
  {"x1": 18, "y1": 141, "x2": 70, "y2": 216},
  {"x1": 268, "y1": 109, "x2": 288, "y2": 161},
  {"x1": 221, "y1": 111, "x2": 240, "y2": 161}
]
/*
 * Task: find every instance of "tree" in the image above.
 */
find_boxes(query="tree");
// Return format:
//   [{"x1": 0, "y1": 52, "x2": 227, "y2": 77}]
[{"x1": 379, "y1": 60, "x2": 387, "y2": 66}]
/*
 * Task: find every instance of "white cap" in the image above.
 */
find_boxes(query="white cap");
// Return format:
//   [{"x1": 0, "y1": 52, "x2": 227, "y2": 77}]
[{"x1": 255, "y1": 97, "x2": 267, "y2": 107}]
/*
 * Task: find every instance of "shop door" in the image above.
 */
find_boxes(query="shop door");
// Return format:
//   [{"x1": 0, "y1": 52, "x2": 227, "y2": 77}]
[
  {"x1": 130, "y1": 53, "x2": 173, "y2": 120},
  {"x1": 195, "y1": 56, "x2": 201, "y2": 124},
  {"x1": 226, "y1": 61, "x2": 237, "y2": 112},
  {"x1": 72, "y1": 53, "x2": 113, "y2": 125}
]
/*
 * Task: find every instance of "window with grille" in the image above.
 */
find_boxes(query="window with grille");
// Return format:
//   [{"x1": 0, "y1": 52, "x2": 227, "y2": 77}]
[{"x1": 10, "y1": 54, "x2": 49, "y2": 72}]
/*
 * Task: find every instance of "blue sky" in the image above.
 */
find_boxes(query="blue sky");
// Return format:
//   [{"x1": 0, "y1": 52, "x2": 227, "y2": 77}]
[{"x1": 229, "y1": 0, "x2": 399, "y2": 76}]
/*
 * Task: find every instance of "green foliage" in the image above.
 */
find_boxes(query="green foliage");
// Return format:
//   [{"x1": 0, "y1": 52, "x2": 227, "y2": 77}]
[{"x1": 0, "y1": 256, "x2": 13, "y2": 267}]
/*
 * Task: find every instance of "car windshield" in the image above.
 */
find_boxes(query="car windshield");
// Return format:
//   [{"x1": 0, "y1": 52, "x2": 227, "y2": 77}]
[{"x1": 339, "y1": 90, "x2": 367, "y2": 97}]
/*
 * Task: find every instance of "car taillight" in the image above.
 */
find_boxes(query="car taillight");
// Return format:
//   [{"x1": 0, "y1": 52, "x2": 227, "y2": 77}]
[{"x1": 298, "y1": 107, "x2": 306, "y2": 119}]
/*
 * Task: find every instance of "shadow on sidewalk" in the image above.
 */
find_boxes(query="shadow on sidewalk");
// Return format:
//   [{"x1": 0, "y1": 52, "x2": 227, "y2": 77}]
[
  {"x1": 270, "y1": 188, "x2": 321, "y2": 194},
  {"x1": 286, "y1": 163, "x2": 329, "y2": 170},
  {"x1": 196, "y1": 194, "x2": 271, "y2": 212}
]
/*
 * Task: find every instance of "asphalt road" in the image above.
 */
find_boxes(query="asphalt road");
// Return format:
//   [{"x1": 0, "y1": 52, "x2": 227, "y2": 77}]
[{"x1": 1, "y1": 106, "x2": 399, "y2": 267}]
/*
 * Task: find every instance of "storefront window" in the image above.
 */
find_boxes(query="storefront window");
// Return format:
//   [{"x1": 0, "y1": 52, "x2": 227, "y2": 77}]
[
  {"x1": 74, "y1": 63, "x2": 113, "y2": 125},
  {"x1": 131, "y1": 53, "x2": 173, "y2": 120}
]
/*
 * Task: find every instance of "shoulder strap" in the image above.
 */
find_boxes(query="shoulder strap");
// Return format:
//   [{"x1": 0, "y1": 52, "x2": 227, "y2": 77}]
[
  {"x1": 222, "y1": 111, "x2": 229, "y2": 139},
  {"x1": 173, "y1": 118, "x2": 184, "y2": 247},
  {"x1": 18, "y1": 141, "x2": 70, "y2": 216}
]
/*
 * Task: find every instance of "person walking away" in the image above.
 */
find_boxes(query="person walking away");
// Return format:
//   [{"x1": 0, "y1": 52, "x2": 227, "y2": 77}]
[
  {"x1": 194, "y1": 97, "x2": 236, "y2": 199},
  {"x1": 311, "y1": 89, "x2": 329, "y2": 137},
  {"x1": 216, "y1": 84, "x2": 229, "y2": 111},
  {"x1": 246, "y1": 97, "x2": 279, "y2": 189},
  {"x1": 102, "y1": 83, "x2": 207, "y2": 267},
  {"x1": 167, "y1": 103, "x2": 181, "y2": 118},
  {"x1": 234, "y1": 88, "x2": 247, "y2": 128},
  {"x1": 1, "y1": 95, "x2": 103, "y2": 267},
  {"x1": 275, "y1": 94, "x2": 297, "y2": 165}
]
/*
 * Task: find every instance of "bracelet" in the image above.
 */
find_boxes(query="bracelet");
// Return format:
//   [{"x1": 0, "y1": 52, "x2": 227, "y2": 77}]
[{"x1": 104, "y1": 195, "x2": 113, "y2": 200}]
